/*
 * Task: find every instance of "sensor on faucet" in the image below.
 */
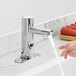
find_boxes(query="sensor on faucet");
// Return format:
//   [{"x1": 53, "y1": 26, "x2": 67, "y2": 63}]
[{"x1": 15, "y1": 17, "x2": 53, "y2": 63}]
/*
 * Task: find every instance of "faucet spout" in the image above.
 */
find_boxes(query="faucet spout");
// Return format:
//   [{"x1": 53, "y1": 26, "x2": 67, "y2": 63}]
[{"x1": 30, "y1": 27, "x2": 53, "y2": 36}]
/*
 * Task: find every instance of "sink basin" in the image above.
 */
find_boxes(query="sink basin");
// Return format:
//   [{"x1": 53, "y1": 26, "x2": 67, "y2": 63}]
[
  {"x1": 17, "y1": 35, "x2": 69, "y2": 76},
  {"x1": 0, "y1": 37, "x2": 56, "y2": 76},
  {"x1": 60, "y1": 58, "x2": 76, "y2": 76},
  {"x1": 0, "y1": 35, "x2": 75, "y2": 76},
  {"x1": 32, "y1": 36, "x2": 76, "y2": 76},
  {"x1": 34, "y1": 64, "x2": 62, "y2": 76},
  {"x1": 18, "y1": 60, "x2": 62, "y2": 76}
]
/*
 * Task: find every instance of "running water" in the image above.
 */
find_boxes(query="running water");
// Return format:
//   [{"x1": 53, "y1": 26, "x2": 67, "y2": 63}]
[{"x1": 48, "y1": 35, "x2": 65, "y2": 76}]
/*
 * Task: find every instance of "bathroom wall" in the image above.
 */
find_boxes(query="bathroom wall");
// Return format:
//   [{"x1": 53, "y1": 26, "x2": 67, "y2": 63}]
[{"x1": 0, "y1": 0, "x2": 76, "y2": 36}]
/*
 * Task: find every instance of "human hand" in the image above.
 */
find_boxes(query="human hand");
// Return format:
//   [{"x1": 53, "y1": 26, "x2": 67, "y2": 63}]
[{"x1": 59, "y1": 41, "x2": 76, "y2": 59}]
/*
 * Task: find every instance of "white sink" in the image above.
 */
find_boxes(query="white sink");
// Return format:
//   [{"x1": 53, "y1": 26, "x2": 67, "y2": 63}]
[
  {"x1": 17, "y1": 35, "x2": 69, "y2": 76},
  {"x1": 32, "y1": 36, "x2": 76, "y2": 76},
  {"x1": 34, "y1": 64, "x2": 62, "y2": 76},
  {"x1": 33, "y1": 58, "x2": 76, "y2": 76},
  {"x1": 60, "y1": 58, "x2": 76, "y2": 76},
  {"x1": 0, "y1": 35, "x2": 75, "y2": 76},
  {"x1": 0, "y1": 37, "x2": 57, "y2": 76}
]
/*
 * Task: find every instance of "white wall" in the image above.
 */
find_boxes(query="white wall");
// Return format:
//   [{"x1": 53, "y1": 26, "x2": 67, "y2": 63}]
[{"x1": 0, "y1": 0, "x2": 76, "y2": 36}]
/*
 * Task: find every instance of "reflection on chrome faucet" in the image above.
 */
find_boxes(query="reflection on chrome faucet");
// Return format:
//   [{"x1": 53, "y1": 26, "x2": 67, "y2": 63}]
[{"x1": 15, "y1": 17, "x2": 53, "y2": 63}]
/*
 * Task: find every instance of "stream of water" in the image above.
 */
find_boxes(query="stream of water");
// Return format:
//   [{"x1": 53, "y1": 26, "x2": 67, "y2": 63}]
[{"x1": 48, "y1": 35, "x2": 65, "y2": 76}]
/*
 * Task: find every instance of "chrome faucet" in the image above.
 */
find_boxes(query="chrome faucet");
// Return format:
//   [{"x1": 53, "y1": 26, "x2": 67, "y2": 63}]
[{"x1": 15, "y1": 17, "x2": 53, "y2": 63}]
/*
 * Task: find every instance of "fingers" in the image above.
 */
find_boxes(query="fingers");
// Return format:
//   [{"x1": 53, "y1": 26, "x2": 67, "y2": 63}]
[
  {"x1": 60, "y1": 51, "x2": 64, "y2": 56},
  {"x1": 63, "y1": 51, "x2": 68, "y2": 59},
  {"x1": 60, "y1": 48, "x2": 70, "y2": 59},
  {"x1": 60, "y1": 51, "x2": 68, "y2": 59},
  {"x1": 59, "y1": 43, "x2": 71, "y2": 49},
  {"x1": 63, "y1": 50, "x2": 76, "y2": 59},
  {"x1": 59, "y1": 42, "x2": 72, "y2": 49},
  {"x1": 59, "y1": 41, "x2": 76, "y2": 59},
  {"x1": 68, "y1": 50, "x2": 76, "y2": 57}
]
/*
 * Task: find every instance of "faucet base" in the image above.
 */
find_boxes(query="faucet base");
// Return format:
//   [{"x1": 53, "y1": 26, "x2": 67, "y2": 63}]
[
  {"x1": 15, "y1": 55, "x2": 30, "y2": 63},
  {"x1": 15, "y1": 53, "x2": 41, "y2": 63}
]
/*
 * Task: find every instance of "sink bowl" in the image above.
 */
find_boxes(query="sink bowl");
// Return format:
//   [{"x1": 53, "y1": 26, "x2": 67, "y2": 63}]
[
  {"x1": 34, "y1": 64, "x2": 62, "y2": 76},
  {"x1": 60, "y1": 58, "x2": 76, "y2": 76},
  {"x1": 0, "y1": 35, "x2": 76, "y2": 76},
  {"x1": 18, "y1": 35, "x2": 75, "y2": 76},
  {"x1": 33, "y1": 36, "x2": 76, "y2": 76},
  {"x1": 17, "y1": 35, "x2": 69, "y2": 76},
  {"x1": 0, "y1": 38, "x2": 57, "y2": 76}
]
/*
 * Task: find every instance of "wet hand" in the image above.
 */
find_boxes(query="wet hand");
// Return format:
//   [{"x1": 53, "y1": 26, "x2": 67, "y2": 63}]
[{"x1": 59, "y1": 41, "x2": 76, "y2": 59}]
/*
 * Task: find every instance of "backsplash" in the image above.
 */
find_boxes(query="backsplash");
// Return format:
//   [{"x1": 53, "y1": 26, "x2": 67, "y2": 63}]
[
  {"x1": 0, "y1": 12, "x2": 76, "y2": 57},
  {"x1": 44, "y1": 12, "x2": 76, "y2": 36}
]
